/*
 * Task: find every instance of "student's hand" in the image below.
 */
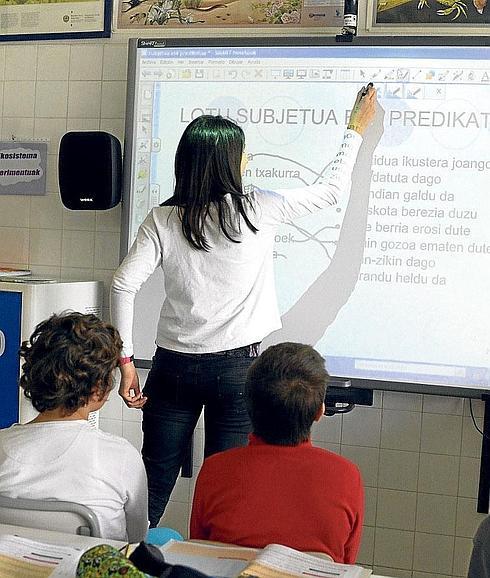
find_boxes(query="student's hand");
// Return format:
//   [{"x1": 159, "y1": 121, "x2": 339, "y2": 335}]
[
  {"x1": 347, "y1": 84, "x2": 377, "y2": 136},
  {"x1": 119, "y1": 363, "x2": 147, "y2": 409}
]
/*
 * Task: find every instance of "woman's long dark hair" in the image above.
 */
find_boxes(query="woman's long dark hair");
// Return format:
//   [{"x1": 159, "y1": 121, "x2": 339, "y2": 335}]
[{"x1": 162, "y1": 115, "x2": 258, "y2": 251}]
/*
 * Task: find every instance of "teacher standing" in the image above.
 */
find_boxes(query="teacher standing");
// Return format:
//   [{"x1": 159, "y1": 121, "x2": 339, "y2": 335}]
[{"x1": 111, "y1": 86, "x2": 377, "y2": 528}]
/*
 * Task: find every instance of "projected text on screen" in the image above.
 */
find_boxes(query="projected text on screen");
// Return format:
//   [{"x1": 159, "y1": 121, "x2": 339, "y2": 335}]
[{"x1": 125, "y1": 42, "x2": 490, "y2": 391}]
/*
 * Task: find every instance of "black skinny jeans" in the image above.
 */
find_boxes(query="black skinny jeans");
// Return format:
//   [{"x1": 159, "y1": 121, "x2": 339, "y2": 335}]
[{"x1": 141, "y1": 345, "x2": 257, "y2": 527}]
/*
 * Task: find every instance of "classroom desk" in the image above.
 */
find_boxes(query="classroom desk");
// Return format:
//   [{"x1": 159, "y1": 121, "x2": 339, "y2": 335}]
[{"x1": 0, "y1": 524, "x2": 394, "y2": 578}]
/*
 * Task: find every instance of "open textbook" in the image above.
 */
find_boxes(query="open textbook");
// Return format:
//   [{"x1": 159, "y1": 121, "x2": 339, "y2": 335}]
[
  {"x1": 0, "y1": 535, "x2": 371, "y2": 578},
  {"x1": 0, "y1": 534, "x2": 82, "y2": 577},
  {"x1": 161, "y1": 540, "x2": 372, "y2": 578}
]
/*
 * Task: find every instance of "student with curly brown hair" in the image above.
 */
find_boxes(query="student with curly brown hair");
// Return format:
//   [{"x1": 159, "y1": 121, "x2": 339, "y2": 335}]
[{"x1": 0, "y1": 312, "x2": 148, "y2": 542}]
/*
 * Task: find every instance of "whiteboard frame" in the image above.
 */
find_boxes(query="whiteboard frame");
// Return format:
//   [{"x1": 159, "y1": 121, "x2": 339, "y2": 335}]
[{"x1": 120, "y1": 35, "x2": 490, "y2": 399}]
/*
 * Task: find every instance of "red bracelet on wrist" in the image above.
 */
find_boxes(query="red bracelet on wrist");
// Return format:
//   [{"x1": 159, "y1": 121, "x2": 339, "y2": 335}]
[{"x1": 119, "y1": 355, "x2": 134, "y2": 366}]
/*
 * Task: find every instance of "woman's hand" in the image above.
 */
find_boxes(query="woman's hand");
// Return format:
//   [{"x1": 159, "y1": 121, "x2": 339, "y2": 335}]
[
  {"x1": 347, "y1": 84, "x2": 377, "y2": 136},
  {"x1": 118, "y1": 362, "x2": 147, "y2": 409}
]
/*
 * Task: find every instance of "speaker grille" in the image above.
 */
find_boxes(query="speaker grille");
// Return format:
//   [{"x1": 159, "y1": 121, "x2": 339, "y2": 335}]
[{"x1": 59, "y1": 131, "x2": 122, "y2": 210}]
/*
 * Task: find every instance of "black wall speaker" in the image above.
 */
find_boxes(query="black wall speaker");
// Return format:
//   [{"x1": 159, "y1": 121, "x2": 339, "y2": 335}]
[{"x1": 59, "y1": 131, "x2": 122, "y2": 210}]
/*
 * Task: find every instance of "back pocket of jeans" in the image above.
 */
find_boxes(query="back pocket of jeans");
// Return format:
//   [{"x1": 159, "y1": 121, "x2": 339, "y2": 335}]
[{"x1": 144, "y1": 370, "x2": 181, "y2": 405}]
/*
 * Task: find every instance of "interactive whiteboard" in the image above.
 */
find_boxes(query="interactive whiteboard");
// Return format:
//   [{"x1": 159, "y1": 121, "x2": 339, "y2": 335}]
[{"x1": 121, "y1": 37, "x2": 490, "y2": 396}]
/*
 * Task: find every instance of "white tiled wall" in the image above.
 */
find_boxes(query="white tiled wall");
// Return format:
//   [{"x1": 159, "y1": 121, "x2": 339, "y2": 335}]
[
  {"x1": 0, "y1": 38, "x2": 486, "y2": 578},
  {"x1": 0, "y1": 40, "x2": 126, "y2": 318}
]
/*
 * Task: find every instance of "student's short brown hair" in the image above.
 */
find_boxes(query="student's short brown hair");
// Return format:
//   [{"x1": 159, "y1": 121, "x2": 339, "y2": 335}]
[
  {"x1": 245, "y1": 342, "x2": 328, "y2": 445},
  {"x1": 20, "y1": 312, "x2": 123, "y2": 414}
]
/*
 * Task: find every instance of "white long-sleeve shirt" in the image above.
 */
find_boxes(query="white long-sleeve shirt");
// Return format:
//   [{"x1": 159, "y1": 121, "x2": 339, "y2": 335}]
[
  {"x1": 0, "y1": 421, "x2": 148, "y2": 542},
  {"x1": 111, "y1": 130, "x2": 362, "y2": 356}
]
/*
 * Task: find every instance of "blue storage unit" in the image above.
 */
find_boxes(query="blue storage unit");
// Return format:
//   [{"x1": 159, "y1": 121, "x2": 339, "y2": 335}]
[
  {"x1": 0, "y1": 290, "x2": 22, "y2": 428},
  {"x1": 0, "y1": 280, "x2": 103, "y2": 425}
]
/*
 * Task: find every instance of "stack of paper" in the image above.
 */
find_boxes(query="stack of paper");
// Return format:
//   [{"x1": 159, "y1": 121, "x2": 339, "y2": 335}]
[{"x1": 0, "y1": 267, "x2": 31, "y2": 277}]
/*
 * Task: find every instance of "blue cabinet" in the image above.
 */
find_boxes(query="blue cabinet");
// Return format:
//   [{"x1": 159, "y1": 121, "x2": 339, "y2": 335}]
[{"x1": 0, "y1": 290, "x2": 22, "y2": 428}]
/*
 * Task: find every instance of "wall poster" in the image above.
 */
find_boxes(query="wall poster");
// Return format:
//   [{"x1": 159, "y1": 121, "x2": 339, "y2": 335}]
[
  {"x1": 0, "y1": 0, "x2": 112, "y2": 41},
  {"x1": 368, "y1": 0, "x2": 489, "y2": 27},
  {"x1": 116, "y1": 0, "x2": 343, "y2": 28}
]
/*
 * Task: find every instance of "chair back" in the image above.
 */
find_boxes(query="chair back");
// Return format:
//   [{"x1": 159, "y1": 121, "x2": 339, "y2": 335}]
[{"x1": 0, "y1": 495, "x2": 101, "y2": 537}]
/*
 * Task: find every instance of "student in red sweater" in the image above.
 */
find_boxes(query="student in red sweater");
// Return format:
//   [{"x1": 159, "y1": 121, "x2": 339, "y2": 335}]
[{"x1": 190, "y1": 342, "x2": 364, "y2": 564}]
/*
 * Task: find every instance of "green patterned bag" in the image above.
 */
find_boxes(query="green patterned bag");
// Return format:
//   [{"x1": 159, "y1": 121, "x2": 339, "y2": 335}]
[{"x1": 76, "y1": 544, "x2": 147, "y2": 577}]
